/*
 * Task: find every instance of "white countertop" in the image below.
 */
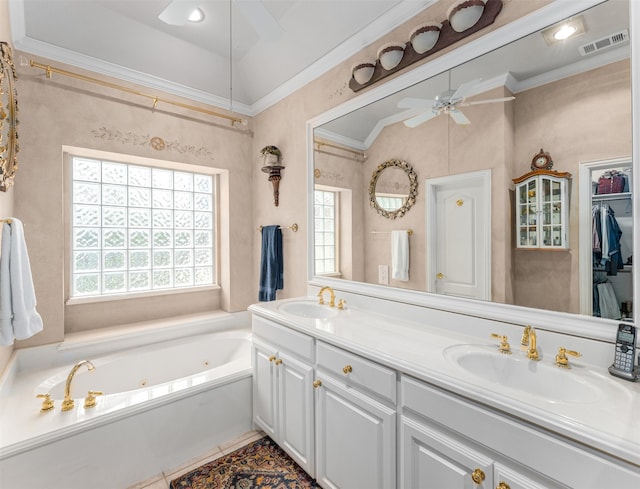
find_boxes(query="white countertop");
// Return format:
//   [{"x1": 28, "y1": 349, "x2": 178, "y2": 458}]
[{"x1": 249, "y1": 297, "x2": 640, "y2": 468}]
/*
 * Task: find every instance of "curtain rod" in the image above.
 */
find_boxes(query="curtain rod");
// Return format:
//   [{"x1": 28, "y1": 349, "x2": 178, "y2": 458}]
[
  {"x1": 314, "y1": 140, "x2": 366, "y2": 160},
  {"x1": 29, "y1": 60, "x2": 248, "y2": 127}
]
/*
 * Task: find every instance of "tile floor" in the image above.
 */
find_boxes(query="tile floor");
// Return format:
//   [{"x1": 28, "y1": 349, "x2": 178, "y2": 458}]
[{"x1": 127, "y1": 430, "x2": 266, "y2": 489}]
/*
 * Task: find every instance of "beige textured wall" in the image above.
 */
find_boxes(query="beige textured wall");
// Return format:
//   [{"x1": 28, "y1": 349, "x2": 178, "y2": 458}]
[
  {"x1": 0, "y1": 0, "x2": 15, "y2": 371},
  {"x1": 513, "y1": 60, "x2": 632, "y2": 313},
  {"x1": 13, "y1": 58, "x2": 254, "y2": 345}
]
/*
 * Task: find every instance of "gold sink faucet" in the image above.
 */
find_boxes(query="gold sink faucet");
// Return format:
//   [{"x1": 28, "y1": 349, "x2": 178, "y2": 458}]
[
  {"x1": 62, "y1": 360, "x2": 95, "y2": 411},
  {"x1": 317, "y1": 286, "x2": 336, "y2": 307},
  {"x1": 521, "y1": 325, "x2": 539, "y2": 361}
]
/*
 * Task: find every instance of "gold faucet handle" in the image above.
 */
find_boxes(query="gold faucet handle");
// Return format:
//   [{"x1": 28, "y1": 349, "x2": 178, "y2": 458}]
[
  {"x1": 555, "y1": 347, "x2": 581, "y2": 368},
  {"x1": 491, "y1": 333, "x2": 511, "y2": 354},
  {"x1": 521, "y1": 325, "x2": 531, "y2": 345},
  {"x1": 84, "y1": 390, "x2": 103, "y2": 409},
  {"x1": 36, "y1": 393, "x2": 55, "y2": 412},
  {"x1": 337, "y1": 299, "x2": 346, "y2": 310}
]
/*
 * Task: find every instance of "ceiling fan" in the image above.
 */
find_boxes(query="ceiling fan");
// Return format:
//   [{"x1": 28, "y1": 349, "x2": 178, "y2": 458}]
[
  {"x1": 158, "y1": 0, "x2": 284, "y2": 40},
  {"x1": 398, "y1": 78, "x2": 515, "y2": 127}
]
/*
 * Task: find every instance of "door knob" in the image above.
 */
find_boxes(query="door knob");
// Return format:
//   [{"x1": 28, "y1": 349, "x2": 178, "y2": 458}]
[{"x1": 437, "y1": 273, "x2": 444, "y2": 279}]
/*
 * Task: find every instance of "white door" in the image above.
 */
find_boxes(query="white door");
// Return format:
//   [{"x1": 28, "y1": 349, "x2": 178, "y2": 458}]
[
  {"x1": 278, "y1": 351, "x2": 315, "y2": 475},
  {"x1": 315, "y1": 376, "x2": 396, "y2": 489},
  {"x1": 426, "y1": 170, "x2": 491, "y2": 301}
]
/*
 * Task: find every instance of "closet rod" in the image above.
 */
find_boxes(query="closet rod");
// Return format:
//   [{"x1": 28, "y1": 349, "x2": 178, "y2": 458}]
[
  {"x1": 29, "y1": 60, "x2": 247, "y2": 127},
  {"x1": 314, "y1": 140, "x2": 367, "y2": 160},
  {"x1": 592, "y1": 194, "x2": 632, "y2": 202}
]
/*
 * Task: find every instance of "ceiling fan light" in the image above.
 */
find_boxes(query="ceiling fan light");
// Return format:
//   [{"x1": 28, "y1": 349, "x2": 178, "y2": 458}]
[{"x1": 188, "y1": 8, "x2": 204, "y2": 23}]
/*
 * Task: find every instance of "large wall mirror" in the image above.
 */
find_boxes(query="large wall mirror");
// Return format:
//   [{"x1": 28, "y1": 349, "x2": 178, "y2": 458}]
[{"x1": 308, "y1": 0, "x2": 638, "y2": 340}]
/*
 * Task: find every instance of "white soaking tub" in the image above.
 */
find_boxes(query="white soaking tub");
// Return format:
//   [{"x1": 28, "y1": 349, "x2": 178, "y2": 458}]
[{"x1": 0, "y1": 312, "x2": 254, "y2": 489}]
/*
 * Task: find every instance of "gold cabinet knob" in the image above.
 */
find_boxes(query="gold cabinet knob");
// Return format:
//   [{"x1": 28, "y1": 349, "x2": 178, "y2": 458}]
[
  {"x1": 84, "y1": 390, "x2": 103, "y2": 409},
  {"x1": 342, "y1": 365, "x2": 353, "y2": 374},
  {"x1": 36, "y1": 393, "x2": 54, "y2": 412},
  {"x1": 436, "y1": 272, "x2": 444, "y2": 279},
  {"x1": 496, "y1": 482, "x2": 511, "y2": 489},
  {"x1": 313, "y1": 380, "x2": 322, "y2": 389},
  {"x1": 268, "y1": 355, "x2": 276, "y2": 362},
  {"x1": 471, "y1": 468, "x2": 486, "y2": 485},
  {"x1": 275, "y1": 358, "x2": 283, "y2": 365}
]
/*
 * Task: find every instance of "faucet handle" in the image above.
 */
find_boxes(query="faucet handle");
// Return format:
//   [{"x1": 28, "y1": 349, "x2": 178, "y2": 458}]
[
  {"x1": 491, "y1": 333, "x2": 511, "y2": 354},
  {"x1": 555, "y1": 347, "x2": 581, "y2": 369},
  {"x1": 338, "y1": 299, "x2": 346, "y2": 310},
  {"x1": 84, "y1": 390, "x2": 103, "y2": 409},
  {"x1": 36, "y1": 393, "x2": 55, "y2": 413},
  {"x1": 521, "y1": 325, "x2": 531, "y2": 346}
]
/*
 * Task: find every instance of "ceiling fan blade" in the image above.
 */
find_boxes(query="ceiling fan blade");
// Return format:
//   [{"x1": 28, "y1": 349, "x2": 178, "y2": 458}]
[
  {"x1": 158, "y1": 0, "x2": 200, "y2": 26},
  {"x1": 404, "y1": 110, "x2": 440, "y2": 128},
  {"x1": 451, "y1": 78, "x2": 482, "y2": 101},
  {"x1": 466, "y1": 96, "x2": 516, "y2": 106},
  {"x1": 235, "y1": 0, "x2": 284, "y2": 41},
  {"x1": 449, "y1": 109, "x2": 471, "y2": 125},
  {"x1": 397, "y1": 97, "x2": 436, "y2": 109}
]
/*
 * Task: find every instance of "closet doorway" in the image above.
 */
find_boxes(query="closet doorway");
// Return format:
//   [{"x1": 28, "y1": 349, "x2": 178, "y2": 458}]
[{"x1": 579, "y1": 158, "x2": 633, "y2": 319}]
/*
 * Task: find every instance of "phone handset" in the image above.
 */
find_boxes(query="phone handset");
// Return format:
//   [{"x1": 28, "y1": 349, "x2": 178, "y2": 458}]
[{"x1": 608, "y1": 322, "x2": 638, "y2": 381}]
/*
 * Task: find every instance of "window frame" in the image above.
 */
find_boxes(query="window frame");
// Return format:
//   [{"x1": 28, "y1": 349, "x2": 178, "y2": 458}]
[
  {"x1": 64, "y1": 148, "x2": 220, "y2": 305},
  {"x1": 314, "y1": 188, "x2": 340, "y2": 276}
]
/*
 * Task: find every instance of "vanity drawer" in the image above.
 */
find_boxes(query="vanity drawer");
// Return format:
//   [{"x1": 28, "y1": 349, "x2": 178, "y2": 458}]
[
  {"x1": 252, "y1": 316, "x2": 314, "y2": 362},
  {"x1": 316, "y1": 341, "x2": 396, "y2": 403}
]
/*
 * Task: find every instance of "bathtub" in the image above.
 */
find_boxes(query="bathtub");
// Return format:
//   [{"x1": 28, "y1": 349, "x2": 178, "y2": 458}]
[{"x1": 0, "y1": 312, "x2": 254, "y2": 489}]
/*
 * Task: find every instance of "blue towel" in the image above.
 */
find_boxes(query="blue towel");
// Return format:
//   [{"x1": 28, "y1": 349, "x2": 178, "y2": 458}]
[{"x1": 259, "y1": 225, "x2": 283, "y2": 301}]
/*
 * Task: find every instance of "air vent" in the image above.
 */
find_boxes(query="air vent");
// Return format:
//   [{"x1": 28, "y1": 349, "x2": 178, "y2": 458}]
[{"x1": 579, "y1": 30, "x2": 629, "y2": 56}]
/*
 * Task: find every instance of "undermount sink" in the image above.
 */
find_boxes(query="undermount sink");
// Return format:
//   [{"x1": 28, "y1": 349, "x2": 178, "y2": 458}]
[
  {"x1": 277, "y1": 300, "x2": 338, "y2": 319},
  {"x1": 443, "y1": 344, "x2": 619, "y2": 404}
]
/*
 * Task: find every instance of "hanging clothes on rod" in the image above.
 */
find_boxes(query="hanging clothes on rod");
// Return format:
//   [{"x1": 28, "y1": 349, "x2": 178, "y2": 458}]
[{"x1": 592, "y1": 203, "x2": 624, "y2": 276}]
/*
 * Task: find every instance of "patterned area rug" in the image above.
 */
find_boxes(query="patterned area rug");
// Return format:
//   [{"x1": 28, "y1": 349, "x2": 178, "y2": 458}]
[{"x1": 170, "y1": 436, "x2": 321, "y2": 489}]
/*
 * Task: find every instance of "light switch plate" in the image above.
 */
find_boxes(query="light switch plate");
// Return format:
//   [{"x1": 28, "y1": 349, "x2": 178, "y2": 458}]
[{"x1": 378, "y1": 265, "x2": 389, "y2": 285}]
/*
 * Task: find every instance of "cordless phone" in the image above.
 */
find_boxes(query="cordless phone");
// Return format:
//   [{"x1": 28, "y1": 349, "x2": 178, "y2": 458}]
[{"x1": 608, "y1": 322, "x2": 638, "y2": 381}]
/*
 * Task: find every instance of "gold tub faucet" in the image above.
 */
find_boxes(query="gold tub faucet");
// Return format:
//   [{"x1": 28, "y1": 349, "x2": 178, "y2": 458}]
[
  {"x1": 317, "y1": 286, "x2": 336, "y2": 307},
  {"x1": 62, "y1": 360, "x2": 95, "y2": 411},
  {"x1": 521, "y1": 325, "x2": 539, "y2": 361}
]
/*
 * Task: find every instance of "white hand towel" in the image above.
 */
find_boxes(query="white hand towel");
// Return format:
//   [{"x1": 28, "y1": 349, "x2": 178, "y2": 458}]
[
  {"x1": 0, "y1": 222, "x2": 13, "y2": 345},
  {"x1": 391, "y1": 230, "x2": 409, "y2": 281},
  {"x1": 0, "y1": 218, "x2": 43, "y2": 345}
]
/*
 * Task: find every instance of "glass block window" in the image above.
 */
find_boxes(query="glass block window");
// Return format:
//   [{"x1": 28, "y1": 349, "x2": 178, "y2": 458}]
[
  {"x1": 314, "y1": 190, "x2": 337, "y2": 274},
  {"x1": 71, "y1": 157, "x2": 215, "y2": 297}
]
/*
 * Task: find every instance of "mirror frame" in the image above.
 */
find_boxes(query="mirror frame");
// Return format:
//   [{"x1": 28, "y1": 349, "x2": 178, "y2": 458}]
[
  {"x1": 0, "y1": 42, "x2": 18, "y2": 192},
  {"x1": 369, "y1": 159, "x2": 418, "y2": 219},
  {"x1": 307, "y1": 0, "x2": 639, "y2": 342}
]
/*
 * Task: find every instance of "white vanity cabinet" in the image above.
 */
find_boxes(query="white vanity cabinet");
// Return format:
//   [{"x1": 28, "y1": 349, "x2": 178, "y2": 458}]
[
  {"x1": 314, "y1": 341, "x2": 397, "y2": 489},
  {"x1": 401, "y1": 375, "x2": 640, "y2": 489},
  {"x1": 252, "y1": 317, "x2": 315, "y2": 475}
]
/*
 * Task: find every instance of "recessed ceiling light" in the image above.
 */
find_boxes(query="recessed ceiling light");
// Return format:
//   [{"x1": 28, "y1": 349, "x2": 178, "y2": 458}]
[
  {"x1": 542, "y1": 15, "x2": 586, "y2": 45},
  {"x1": 188, "y1": 8, "x2": 204, "y2": 23}
]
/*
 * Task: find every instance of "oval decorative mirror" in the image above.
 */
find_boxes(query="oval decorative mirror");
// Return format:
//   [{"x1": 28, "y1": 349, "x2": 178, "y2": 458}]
[
  {"x1": 0, "y1": 42, "x2": 18, "y2": 192},
  {"x1": 368, "y1": 159, "x2": 418, "y2": 219}
]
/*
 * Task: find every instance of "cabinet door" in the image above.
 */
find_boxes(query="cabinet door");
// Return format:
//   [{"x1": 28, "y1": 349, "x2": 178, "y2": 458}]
[
  {"x1": 252, "y1": 340, "x2": 278, "y2": 438},
  {"x1": 316, "y1": 376, "x2": 396, "y2": 489},
  {"x1": 493, "y1": 463, "x2": 568, "y2": 489},
  {"x1": 401, "y1": 417, "x2": 493, "y2": 489},
  {"x1": 277, "y1": 351, "x2": 315, "y2": 475}
]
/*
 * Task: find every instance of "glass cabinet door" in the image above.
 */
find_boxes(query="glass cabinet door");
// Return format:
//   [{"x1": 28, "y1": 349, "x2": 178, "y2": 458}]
[{"x1": 516, "y1": 174, "x2": 569, "y2": 249}]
